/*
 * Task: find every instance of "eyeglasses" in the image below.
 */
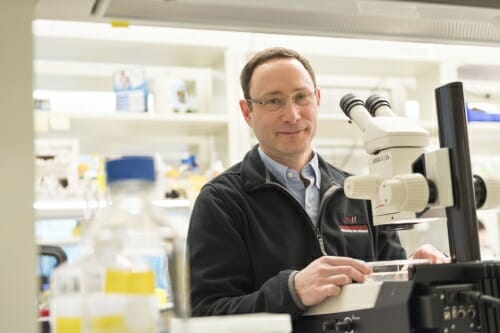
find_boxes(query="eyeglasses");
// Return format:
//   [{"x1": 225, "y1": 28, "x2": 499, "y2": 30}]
[{"x1": 246, "y1": 89, "x2": 317, "y2": 112}]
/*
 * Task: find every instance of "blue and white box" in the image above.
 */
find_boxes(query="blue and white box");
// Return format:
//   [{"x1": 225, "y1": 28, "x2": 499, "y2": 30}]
[
  {"x1": 113, "y1": 68, "x2": 148, "y2": 112},
  {"x1": 466, "y1": 102, "x2": 500, "y2": 122}
]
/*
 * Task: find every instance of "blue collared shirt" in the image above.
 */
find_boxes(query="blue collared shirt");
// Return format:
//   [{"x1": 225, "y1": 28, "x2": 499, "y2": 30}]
[{"x1": 258, "y1": 146, "x2": 321, "y2": 225}]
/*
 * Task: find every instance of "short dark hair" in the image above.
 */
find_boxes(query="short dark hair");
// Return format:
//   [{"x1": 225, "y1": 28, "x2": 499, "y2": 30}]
[{"x1": 240, "y1": 47, "x2": 317, "y2": 100}]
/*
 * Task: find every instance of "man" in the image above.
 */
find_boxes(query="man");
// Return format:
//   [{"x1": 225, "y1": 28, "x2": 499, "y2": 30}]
[{"x1": 187, "y1": 47, "x2": 446, "y2": 319}]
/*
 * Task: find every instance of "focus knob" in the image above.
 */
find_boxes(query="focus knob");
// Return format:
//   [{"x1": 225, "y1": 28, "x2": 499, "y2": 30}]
[
  {"x1": 335, "y1": 317, "x2": 353, "y2": 332},
  {"x1": 478, "y1": 175, "x2": 500, "y2": 209},
  {"x1": 379, "y1": 174, "x2": 429, "y2": 212},
  {"x1": 344, "y1": 175, "x2": 380, "y2": 200}
]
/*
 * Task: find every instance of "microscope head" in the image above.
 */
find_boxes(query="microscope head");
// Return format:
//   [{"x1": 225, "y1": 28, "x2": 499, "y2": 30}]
[
  {"x1": 340, "y1": 94, "x2": 429, "y2": 154},
  {"x1": 340, "y1": 94, "x2": 438, "y2": 229}
]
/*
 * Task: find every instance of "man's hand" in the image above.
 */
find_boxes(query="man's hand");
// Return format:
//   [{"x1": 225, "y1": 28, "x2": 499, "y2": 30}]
[
  {"x1": 293, "y1": 256, "x2": 372, "y2": 307},
  {"x1": 410, "y1": 243, "x2": 450, "y2": 263}
]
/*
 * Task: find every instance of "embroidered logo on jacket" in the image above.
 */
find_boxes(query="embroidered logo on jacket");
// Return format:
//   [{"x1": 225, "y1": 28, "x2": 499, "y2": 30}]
[
  {"x1": 340, "y1": 215, "x2": 368, "y2": 232},
  {"x1": 344, "y1": 215, "x2": 357, "y2": 224}
]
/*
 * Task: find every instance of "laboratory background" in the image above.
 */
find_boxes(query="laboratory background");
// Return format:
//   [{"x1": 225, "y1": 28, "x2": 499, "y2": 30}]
[{"x1": 3, "y1": 1, "x2": 500, "y2": 333}]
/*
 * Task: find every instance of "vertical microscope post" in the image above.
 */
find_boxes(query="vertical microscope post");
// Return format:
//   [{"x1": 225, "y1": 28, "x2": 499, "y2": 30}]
[{"x1": 434, "y1": 81, "x2": 481, "y2": 262}]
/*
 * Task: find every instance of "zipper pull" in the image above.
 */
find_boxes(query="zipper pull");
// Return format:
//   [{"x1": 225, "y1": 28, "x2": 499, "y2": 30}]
[{"x1": 316, "y1": 229, "x2": 327, "y2": 256}]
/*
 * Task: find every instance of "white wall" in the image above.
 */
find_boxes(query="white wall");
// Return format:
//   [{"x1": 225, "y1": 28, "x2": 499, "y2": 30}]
[{"x1": 0, "y1": 2, "x2": 37, "y2": 332}]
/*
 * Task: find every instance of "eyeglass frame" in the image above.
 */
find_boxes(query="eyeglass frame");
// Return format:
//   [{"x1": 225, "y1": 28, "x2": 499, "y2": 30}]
[{"x1": 245, "y1": 88, "x2": 318, "y2": 112}]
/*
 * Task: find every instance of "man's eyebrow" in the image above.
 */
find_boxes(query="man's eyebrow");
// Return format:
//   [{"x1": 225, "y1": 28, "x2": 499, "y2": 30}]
[
  {"x1": 259, "y1": 90, "x2": 283, "y2": 97},
  {"x1": 260, "y1": 87, "x2": 311, "y2": 97}
]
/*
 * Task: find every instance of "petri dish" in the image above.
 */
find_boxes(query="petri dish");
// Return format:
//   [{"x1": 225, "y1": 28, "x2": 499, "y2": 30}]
[{"x1": 366, "y1": 259, "x2": 431, "y2": 281}]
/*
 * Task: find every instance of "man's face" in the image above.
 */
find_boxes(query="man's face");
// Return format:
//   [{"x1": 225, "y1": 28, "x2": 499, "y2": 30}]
[{"x1": 240, "y1": 58, "x2": 320, "y2": 164}]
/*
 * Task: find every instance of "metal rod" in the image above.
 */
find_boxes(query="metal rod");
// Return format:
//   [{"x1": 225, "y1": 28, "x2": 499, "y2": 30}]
[{"x1": 434, "y1": 81, "x2": 481, "y2": 262}]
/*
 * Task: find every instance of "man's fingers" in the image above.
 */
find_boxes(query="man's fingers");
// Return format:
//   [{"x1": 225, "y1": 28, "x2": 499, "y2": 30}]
[
  {"x1": 294, "y1": 256, "x2": 374, "y2": 307},
  {"x1": 327, "y1": 274, "x2": 352, "y2": 286},
  {"x1": 318, "y1": 264, "x2": 369, "y2": 283},
  {"x1": 411, "y1": 244, "x2": 450, "y2": 264},
  {"x1": 321, "y1": 256, "x2": 372, "y2": 275},
  {"x1": 324, "y1": 283, "x2": 342, "y2": 297}
]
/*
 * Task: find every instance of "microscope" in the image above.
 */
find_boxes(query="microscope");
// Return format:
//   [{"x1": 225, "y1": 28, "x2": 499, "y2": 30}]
[{"x1": 294, "y1": 82, "x2": 500, "y2": 333}]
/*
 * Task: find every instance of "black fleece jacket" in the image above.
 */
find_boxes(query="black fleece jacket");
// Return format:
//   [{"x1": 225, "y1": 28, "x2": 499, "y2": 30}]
[{"x1": 187, "y1": 145, "x2": 406, "y2": 319}]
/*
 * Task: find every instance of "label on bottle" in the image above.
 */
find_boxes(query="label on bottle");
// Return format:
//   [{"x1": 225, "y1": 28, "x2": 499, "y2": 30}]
[
  {"x1": 91, "y1": 315, "x2": 126, "y2": 333},
  {"x1": 55, "y1": 317, "x2": 82, "y2": 333},
  {"x1": 104, "y1": 269, "x2": 155, "y2": 295}
]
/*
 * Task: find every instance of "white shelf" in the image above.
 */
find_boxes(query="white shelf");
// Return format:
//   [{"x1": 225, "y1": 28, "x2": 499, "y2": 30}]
[
  {"x1": 36, "y1": 237, "x2": 80, "y2": 246},
  {"x1": 316, "y1": 113, "x2": 438, "y2": 143},
  {"x1": 316, "y1": 113, "x2": 361, "y2": 144},
  {"x1": 35, "y1": 198, "x2": 191, "y2": 220},
  {"x1": 43, "y1": 111, "x2": 228, "y2": 134},
  {"x1": 35, "y1": 111, "x2": 230, "y2": 154},
  {"x1": 468, "y1": 122, "x2": 500, "y2": 137},
  {"x1": 153, "y1": 199, "x2": 191, "y2": 209},
  {"x1": 33, "y1": 20, "x2": 232, "y2": 68},
  {"x1": 468, "y1": 122, "x2": 500, "y2": 155}
]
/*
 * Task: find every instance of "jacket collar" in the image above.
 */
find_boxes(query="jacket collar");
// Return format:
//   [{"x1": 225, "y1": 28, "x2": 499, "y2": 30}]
[{"x1": 240, "y1": 145, "x2": 348, "y2": 195}]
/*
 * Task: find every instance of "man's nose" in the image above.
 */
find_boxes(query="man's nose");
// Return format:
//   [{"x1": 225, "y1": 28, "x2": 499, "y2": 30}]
[{"x1": 280, "y1": 98, "x2": 301, "y2": 122}]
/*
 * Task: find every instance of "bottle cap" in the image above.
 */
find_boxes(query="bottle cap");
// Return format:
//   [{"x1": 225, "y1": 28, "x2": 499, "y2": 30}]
[{"x1": 106, "y1": 156, "x2": 155, "y2": 184}]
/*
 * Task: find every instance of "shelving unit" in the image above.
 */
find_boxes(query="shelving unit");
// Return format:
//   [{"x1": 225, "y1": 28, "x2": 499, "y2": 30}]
[
  {"x1": 32, "y1": 19, "x2": 500, "y2": 233},
  {"x1": 33, "y1": 20, "x2": 238, "y2": 171},
  {"x1": 33, "y1": 19, "x2": 500, "y2": 162}
]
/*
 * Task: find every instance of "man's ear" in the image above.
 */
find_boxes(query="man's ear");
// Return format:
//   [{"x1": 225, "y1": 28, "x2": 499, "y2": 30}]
[
  {"x1": 315, "y1": 88, "x2": 321, "y2": 107},
  {"x1": 239, "y1": 99, "x2": 253, "y2": 127}
]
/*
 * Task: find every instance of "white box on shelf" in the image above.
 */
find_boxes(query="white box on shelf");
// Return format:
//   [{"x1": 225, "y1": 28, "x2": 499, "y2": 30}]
[{"x1": 35, "y1": 139, "x2": 80, "y2": 200}]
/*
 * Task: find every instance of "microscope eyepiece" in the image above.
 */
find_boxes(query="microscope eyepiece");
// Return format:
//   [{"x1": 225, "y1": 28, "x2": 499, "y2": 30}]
[
  {"x1": 365, "y1": 95, "x2": 391, "y2": 116},
  {"x1": 340, "y1": 94, "x2": 365, "y2": 119}
]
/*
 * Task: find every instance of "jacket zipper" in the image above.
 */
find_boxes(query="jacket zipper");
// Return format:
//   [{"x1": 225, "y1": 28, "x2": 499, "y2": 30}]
[
  {"x1": 315, "y1": 228, "x2": 327, "y2": 256},
  {"x1": 316, "y1": 184, "x2": 343, "y2": 256},
  {"x1": 318, "y1": 184, "x2": 342, "y2": 215}
]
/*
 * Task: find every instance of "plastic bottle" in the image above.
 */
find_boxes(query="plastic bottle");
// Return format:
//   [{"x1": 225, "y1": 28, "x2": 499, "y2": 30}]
[
  {"x1": 90, "y1": 156, "x2": 167, "y2": 333},
  {"x1": 51, "y1": 156, "x2": 188, "y2": 333},
  {"x1": 50, "y1": 258, "x2": 89, "y2": 333}
]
